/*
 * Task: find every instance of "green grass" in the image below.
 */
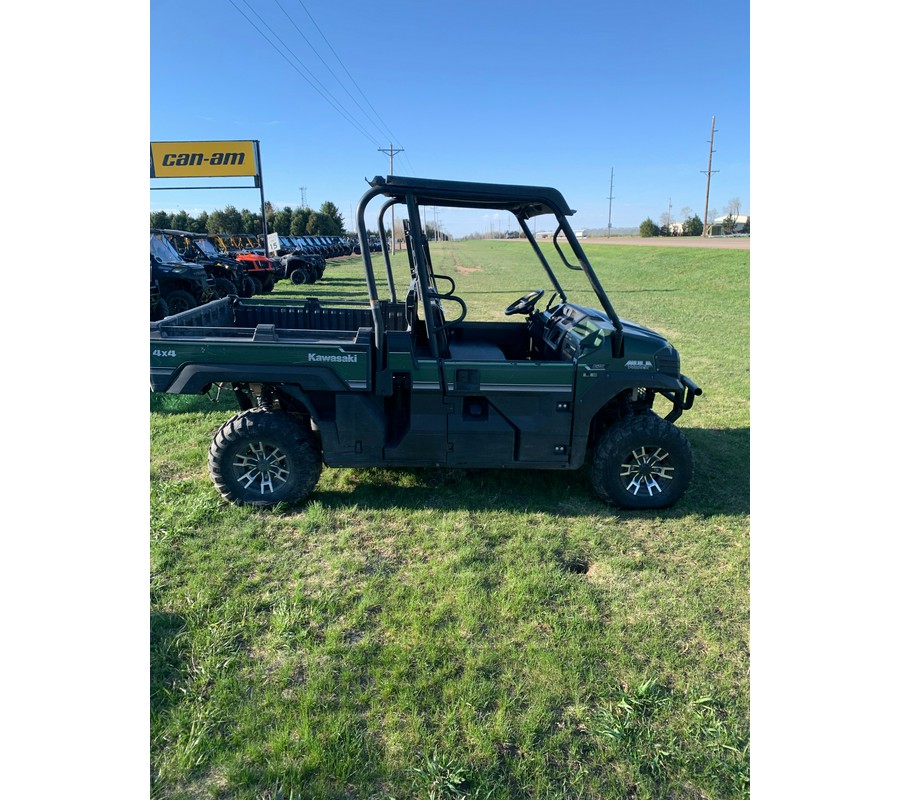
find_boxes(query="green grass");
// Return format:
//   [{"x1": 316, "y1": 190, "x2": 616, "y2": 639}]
[{"x1": 150, "y1": 240, "x2": 749, "y2": 799}]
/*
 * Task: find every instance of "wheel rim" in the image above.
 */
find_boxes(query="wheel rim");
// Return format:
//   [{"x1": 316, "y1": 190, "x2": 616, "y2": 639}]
[
  {"x1": 619, "y1": 445, "x2": 675, "y2": 497},
  {"x1": 232, "y1": 440, "x2": 291, "y2": 495},
  {"x1": 168, "y1": 298, "x2": 191, "y2": 314}
]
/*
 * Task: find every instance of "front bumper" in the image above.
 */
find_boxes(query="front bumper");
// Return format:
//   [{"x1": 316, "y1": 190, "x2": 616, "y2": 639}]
[{"x1": 662, "y1": 374, "x2": 703, "y2": 422}]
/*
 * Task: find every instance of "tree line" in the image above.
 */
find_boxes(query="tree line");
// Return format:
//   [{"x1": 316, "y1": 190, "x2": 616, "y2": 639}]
[
  {"x1": 150, "y1": 201, "x2": 347, "y2": 237},
  {"x1": 639, "y1": 197, "x2": 746, "y2": 237}
]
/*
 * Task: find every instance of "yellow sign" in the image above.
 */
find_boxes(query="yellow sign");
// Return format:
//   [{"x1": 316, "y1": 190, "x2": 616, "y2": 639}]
[{"x1": 150, "y1": 140, "x2": 258, "y2": 178}]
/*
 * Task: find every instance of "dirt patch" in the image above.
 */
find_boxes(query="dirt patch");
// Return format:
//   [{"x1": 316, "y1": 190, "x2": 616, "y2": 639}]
[{"x1": 452, "y1": 252, "x2": 483, "y2": 274}]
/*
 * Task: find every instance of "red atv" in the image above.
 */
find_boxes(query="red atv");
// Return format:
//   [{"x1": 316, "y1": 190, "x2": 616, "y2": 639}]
[{"x1": 209, "y1": 234, "x2": 278, "y2": 294}]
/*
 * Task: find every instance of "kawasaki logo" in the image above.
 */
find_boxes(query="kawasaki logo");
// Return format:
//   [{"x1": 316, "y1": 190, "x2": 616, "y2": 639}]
[
  {"x1": 308, "y1": 352, "x2": 359, "y2": 363},
  {"x1": 625, "y1": 359, "x2": 653, "y2": 370}
]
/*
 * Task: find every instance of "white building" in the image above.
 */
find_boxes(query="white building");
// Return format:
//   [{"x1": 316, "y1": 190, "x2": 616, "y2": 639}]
[{"x1": 708, "y1": 214, "x2": 750, "y2": 236}]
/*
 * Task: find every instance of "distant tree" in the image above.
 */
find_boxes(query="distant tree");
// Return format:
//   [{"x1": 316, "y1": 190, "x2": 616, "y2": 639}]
[
  {"x1": 319, "y1": 201, "x2": 345, "y2": 234},
  {"x1": 170, "y1": 210, "x2": 191, "y2": 231},
  {"x1": 659, "y1": 210, "x2": 672, "y2": 236},
  {"x1": 639, "y1": 217, "x2": 660, "y2": 237},
  {"x1": 207, "y1": 204, "x2": 242, "y2": 234},
  {"x1": 723, "y1": 214, "x2": 736, "y2": 234},
  {"x1": 206, "y1": 211, "x2": 226, "y2": 234},
  {"x1": 726, "y1": 197, "x2": 741, "y2": 217},
  {"x1": 305, "y1": 211, "x2": 321, "y2": 235},
  {"x1": 313, "y1": 210, "x2": 340, "y2": 236},
  {"x1": 240, "y1": 209, "x2": 260, "y2": 235},
  {"x1": 272, "y1": 206, "x2": 293, "y2": 236},
  {"x1": 264, "y1": 200, "x2": 276, "y2": 233},
  {"x1": 150, "y1": 210, "x2": 171, "y2": 229},
  {"x1": 683, "y1": 215, "x2": 704, "y2": 236},
  {"x1": 291, "y1": 207, "x2": 311, "y2": 236}
]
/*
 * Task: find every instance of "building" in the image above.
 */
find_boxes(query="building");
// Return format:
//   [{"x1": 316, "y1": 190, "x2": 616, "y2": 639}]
[{"x1": 707, "y1": 214, "x2": 750, "y2": 236}]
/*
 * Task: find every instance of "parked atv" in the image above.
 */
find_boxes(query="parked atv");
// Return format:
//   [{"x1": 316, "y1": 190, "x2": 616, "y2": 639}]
[
  {"x1": 150, "y1": 277, "x2": 169, "y2": 320},
  {"x1": 160, "y1": 229, "x2": 253, "y2": 298},
  {"x1": 150, "y1": 231, "x2": 217, "y2": 314},
  {"x1": 208, "y1": 234, "x2": 278, "y2": 294},
  {"x1": 267, "y1": 233, "x2": 326, "y2": 285}
]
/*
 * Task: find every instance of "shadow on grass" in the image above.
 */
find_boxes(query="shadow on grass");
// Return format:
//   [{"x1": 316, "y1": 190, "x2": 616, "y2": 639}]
[
  {"x1": 150, "y1": 393, "x2": 241, "y2": 415},
  {"x1": 302, "y1": 426, "x2": 748, "y2": 519}
]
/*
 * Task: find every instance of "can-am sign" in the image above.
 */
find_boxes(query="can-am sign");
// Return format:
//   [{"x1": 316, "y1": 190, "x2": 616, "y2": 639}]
[{"x1": 150, "y1": 140, "x2": 259, "y2": 179}]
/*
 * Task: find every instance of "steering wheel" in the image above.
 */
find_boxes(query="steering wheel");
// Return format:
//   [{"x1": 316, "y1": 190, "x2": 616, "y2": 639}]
[{"x1": 504, "y1": 289, "x2": 545, "y2": 316}]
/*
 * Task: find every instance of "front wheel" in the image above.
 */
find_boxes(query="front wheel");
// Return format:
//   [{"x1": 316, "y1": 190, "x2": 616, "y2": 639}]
[
  {"x1": 208, "y1": 409, "x2": 322, "y2": 507},
  {"x1": 590, "y1": 414, "x2": 693, "y2": 510},
  {"x1": 163, "y1": 289, "x2": 197, "y2": 315},
  {"x1": 214, "y1": 277, "x2": 238, "y2": 297}
]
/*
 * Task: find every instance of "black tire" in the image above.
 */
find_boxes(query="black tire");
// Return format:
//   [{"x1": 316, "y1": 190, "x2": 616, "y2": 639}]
[
  {"x1": 590, "y1": 414, "x2": 693, "y2": 510},
  {"x1": 150, "y1": 295, "x2": 169, "y2": 321},
  {"x1": 208, "y1": 409, "x2": 322, "y2": 508},
  {"x1": 260, "y1": 274, "x2": 275, "y2": 293},
  {"x1": 163, "y1": 289, "x2": 197, "y2": 315},
  {"x1": 239, "y1": 276, "x2": 255, "y2": 297},
  {"x1": 248, "y1": 276, "x2": 263, "y2": 295},
  {"x1": 214, "y1": 277, "x2": 238, "y2": 297},
  {"x1": 290, "y1": 267, "x2": 310, "y2": 285}
]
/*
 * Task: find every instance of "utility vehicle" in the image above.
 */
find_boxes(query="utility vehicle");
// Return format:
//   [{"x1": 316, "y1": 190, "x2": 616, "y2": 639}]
[
  {"x1": 267, "y1": 233, "x2": 326, "y2": 285},
  {"x1": 208, "y1": 234, "x2": 278, "y2": 293},
  {"x1": 149, "y1": 231, "x2": 217, "y2": 314},
  {"x1": 150, "y1": 175, "x2": 701, "y2": 510},
  {"x1": 159, "y1": 229, "x2": 252, "y2": 298}
]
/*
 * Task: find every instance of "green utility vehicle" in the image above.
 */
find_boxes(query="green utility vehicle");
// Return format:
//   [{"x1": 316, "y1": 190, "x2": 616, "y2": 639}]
[{"x1": 150, "y1": 175, "x2": 701, "y2": 510}]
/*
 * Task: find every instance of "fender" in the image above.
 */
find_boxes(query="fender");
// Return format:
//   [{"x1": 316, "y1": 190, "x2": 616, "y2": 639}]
[{"x1": 569, "y1": 371, "x2": 700, "y2": 464}]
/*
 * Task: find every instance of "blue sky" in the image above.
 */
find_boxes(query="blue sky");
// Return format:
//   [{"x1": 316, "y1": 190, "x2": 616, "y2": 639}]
[{"x1": 150, "y1": 0, "x2": 749, "y2": 236}]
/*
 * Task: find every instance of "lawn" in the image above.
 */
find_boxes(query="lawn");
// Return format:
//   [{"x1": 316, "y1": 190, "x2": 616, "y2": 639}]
[{"x1": 150, "y1": 238, "x2": 749, "y2": 799}]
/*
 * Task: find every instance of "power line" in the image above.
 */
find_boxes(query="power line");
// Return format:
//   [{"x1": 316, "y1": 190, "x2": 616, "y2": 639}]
[
  {"x1": 227, "y1": 0, "x2": 381, "y2": 147},
  {"x1": 294, "y1": 0, "x2": 404, "y2": 150},
  {"x1": 274, "y1": 0, "x2": 397, "y2": 146}
]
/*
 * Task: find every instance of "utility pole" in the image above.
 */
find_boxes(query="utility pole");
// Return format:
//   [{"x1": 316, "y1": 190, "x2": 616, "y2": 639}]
[
  {"x1": 300, "y1": 186, "x2": 307, "y2": 209},
  {"x1": 378, "y1": 144, "x2": 405, "y2": 253},
  {"x1": 702, "y1": 116, "x2": 718, "y2": 238},
  {"x1": 606, "y1": 168, "x2": 615, "y2": 238}
]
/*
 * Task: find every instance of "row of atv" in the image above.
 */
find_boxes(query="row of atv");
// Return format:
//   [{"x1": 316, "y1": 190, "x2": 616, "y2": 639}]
[{"x1": 149, "y1": 229, "x2": 352, "y2": 320}]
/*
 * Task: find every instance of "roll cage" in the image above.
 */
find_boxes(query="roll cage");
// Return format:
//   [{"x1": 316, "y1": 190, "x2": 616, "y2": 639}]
[{"x1": 356, "y1": 175, "x2": 625, "y2": 365}]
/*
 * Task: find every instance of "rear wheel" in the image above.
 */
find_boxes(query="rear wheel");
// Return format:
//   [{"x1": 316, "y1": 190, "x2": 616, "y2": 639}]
[
  {"x1": 260, "y1": 274, "x2": 275, "y2": 293},
  {"x1": 208, "y1": 409, "x2": 322, "y2": 508},
  {"x1": 248, "y1": 276, "x2": 263, "y2": 295},
  {"x1": 150, "y1": 295, "x2": 169, "y2": 320},
  {"x1": 163, "y1": 289, "x2": 196, "y2": 315},
  {"x1": 590, "y1": 414, "x2": 693, "y2": 510},
  {"x1": 290, "y1": 267, "x2": 310, "y2": 285}
]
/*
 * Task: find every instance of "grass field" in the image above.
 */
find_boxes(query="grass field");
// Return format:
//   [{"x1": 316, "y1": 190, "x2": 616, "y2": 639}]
[{"x1": 150, "y1": 239, "x2": 750, "y2": 799}]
